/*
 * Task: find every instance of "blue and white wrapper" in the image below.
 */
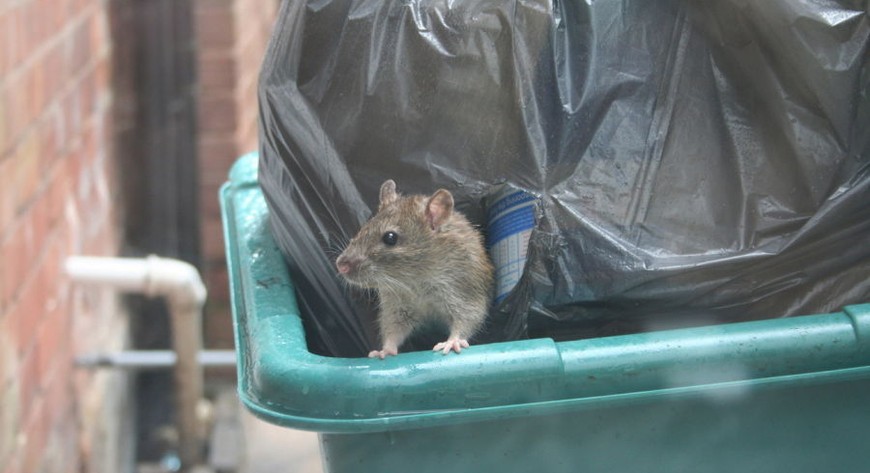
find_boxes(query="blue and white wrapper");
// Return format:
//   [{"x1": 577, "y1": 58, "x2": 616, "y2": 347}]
[{"x1": 485, "y1": 186, "x2": 537, "y2": 304}]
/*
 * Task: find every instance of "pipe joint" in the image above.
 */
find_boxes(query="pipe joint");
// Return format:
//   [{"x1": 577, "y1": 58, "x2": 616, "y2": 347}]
[
  {"x1": 65, "y1": 255, "x2": 207, "y2": 311},
  {"x1": 144, "y1": 255, "x2": 208, "y2": 311}
]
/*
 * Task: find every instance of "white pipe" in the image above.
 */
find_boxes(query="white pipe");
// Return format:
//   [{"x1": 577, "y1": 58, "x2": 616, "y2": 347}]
[
  {"x1": 66, "y1": 255, "x2": 208, "y2": 470},
  {"x1": 65, "y1": 255, "x2": 207, "y2": 309},
  {"x1": 64, "y1": 257, "x2": 150, "y2": 291}
]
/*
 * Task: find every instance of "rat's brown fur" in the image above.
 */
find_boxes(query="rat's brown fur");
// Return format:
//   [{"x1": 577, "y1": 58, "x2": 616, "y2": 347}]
[{"x1": 336, "y1": 180, "x2": 494, "y2": 358}]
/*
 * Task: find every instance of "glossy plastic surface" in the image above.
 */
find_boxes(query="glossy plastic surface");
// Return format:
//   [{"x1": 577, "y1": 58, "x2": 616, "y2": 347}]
[
  {"x1": 258, "y1": 0, "x2": 870, "y2": 358},
  {"x1": 223, "y1": 154, "x2": 870, "y2": 443}
]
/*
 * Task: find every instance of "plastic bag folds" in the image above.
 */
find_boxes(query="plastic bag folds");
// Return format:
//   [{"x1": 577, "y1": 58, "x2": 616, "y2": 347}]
[{"x1": 258, "y1": 0, "x2": 870, "y2": 357}]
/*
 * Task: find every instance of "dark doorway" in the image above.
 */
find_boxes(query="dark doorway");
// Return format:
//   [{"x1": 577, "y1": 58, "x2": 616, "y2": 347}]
[{"x1": 109, "y1": 0, "x2": 200, "y2": 464}]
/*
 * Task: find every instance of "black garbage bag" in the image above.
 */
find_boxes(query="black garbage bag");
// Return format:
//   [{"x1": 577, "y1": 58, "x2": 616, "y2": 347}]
[{"x1": 258, "y1": 0, "x2": 870, "y2": 357}]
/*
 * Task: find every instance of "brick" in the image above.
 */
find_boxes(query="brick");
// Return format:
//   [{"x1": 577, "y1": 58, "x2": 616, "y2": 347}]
[
  {"x1": 22, "y1": 1, "x2": 43, "y2": 53},
  {"x1": 75, "y1": 68, "x2": 97, "y2": 127},
  {"x1": 6, "y1": 6, "x2": 25, "y2": 74},
  {"x1": 235, "y1": 115, "x2": 258, "y2": 155},
  {"x1": 41, "y1": 44, "x2": 65, "y2": 118},
  {"x1": 38, "y1": 417, "x2": 79, "y2": 473},
  {"x1": 36, "y1": 276, "x2": 67, "y2": 376},
  {"x1": 0, "y1": 238, "x2": 15, "y2": 309},
  {"x1": 66, "y1": 13, "x2": 92, "y2": 78},
  {"x1": 82, "y1": 219, "x2": 115, "y2": 256},
  {"x1": 29, "y1": 197, "x2": 51, "y2": 260},
  {"x1": 31, "y1": 167, "x2": 67, "y2": 245},
  {"x1": 198, "y1": 136, "x2": 238, "y2": 185},
  {"x1": 199, "y1": 152, "x2": 239, "y2": 187},
  {"x1": 21, "y1": 3, "x2": 42, "y2": 65},
  {"x1": 198, "y1": 52, "x2": 236, "y2": 92},
  {"x1": 0, "y1": 158, "x2": 14, "y2": 232},
  {"x1": 0, "y1": 0, "x2": 122, "y2": 470},
  {"x1": 71, "y1": 0, "x2": 94, "y2": 16},
  {"x1": 236, "y1": 66, "x2": 258, "y2": 100},
  {"x1": 0, "y1": 327, "x2": 19, "y2": 385},
  {"x1": 46, "y1": 161, "x2": 71, "y2": 230},
  {"x1": 0, "y1": 374, "x2": 21, "y2": 471},
  {"x1": 204, "y1": 260, "x2": 232, "y2": 349},
  {"x1": 10, "y1": 280, "x2": 43, "y2": 357},
  {"x1": 199, "y1": 184, "x2": 223, "y2": 222},
  {"x1": 88, "y1": 7, "x2": 108, "y2": 57},
  {"x1": 18, "y1": 351, "x2": 40, "y2": 424},
  {"x1": 0, "y1": 273, "x2": 5, "y2": 315},
  {"x1": 206, "y1": 262, "x2": 229, "y2": 296},
  {"x1": 5, "y1": 215, "x2": 44, "y2": 312},
  {"x1": 12, "y1": 128, "x2": 41, "y2": 213},
  {"x1": 60, "y1": 91, "x2": 82, "y2": 152},
  {"x1": 84, "y1": 67, "x2": 107, "y2": 120},
  {"x1": 65, "y1": 148, "x2": 84, "y2": 203},
  {"x1": 46, "y1": 103, "x2": 67, "y2": 157},
  {"x1": 78, "y1": 106, "x2": 97, "y2": 160},
  {"x1": 0, "y1": 89, "x2": 8, "y2": 158},
  {"x1": 40, "y1": 0, "x2": 66, "y2": 37},
  {"x1": 1, "y1": 226, "x2": 26, "y2": 305},
  {"x1": 2, "y1": 458, "x2": 21, "y2": 473},
  {"x1": 92, "y1": 49, "x2": 110, "y2": 100},
  {"x1": 36, "y1": 112, "x2": 60, "y2": 170},
  {"x1": 6, "y1": 72, "x2": 33, "y2": 141},
  {"x1": 202, "y1": 227, "x2": 227, "y2": 263},
  {"x1": 77, "y1": 77, "x2": 102, "y2": 136},
  {"x1": 29, "y1": 62, "x2": 47, "y2": 121},
  {"x1": 204, "y1": 303, "x2": 234, "y2": 349},
  {"x1": 42, "y1": 356, "x2": 74, "y2": 427},
  {"x1": 21, "y1": 399, "x2": 50, "y2": 473},
  {"x1": 195, "y1": 0, "x2": 279, "y2": 352},
  {"x1": 0, "y1": 10, "x2": 8, "y2": 77},
  {"x1": 52, "y1": 247, "x2": 72, "y2": 324},
  {"x1": 195, "y1": 0, "x2": 236, "y2": 51},
  {"x1": 198, "y1": 94, "x2": 238, "y2": 133},
  {"x1": 21, "y1": 215, "x2": 40, "y2": 277}
]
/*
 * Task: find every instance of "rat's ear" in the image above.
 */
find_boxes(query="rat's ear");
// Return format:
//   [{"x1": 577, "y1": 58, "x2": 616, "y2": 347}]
[
  {"x1": 379, "y1": 180, "x2": 398, "y2": 209},
  {"x1": 425, "y1": 189, "x2": 454, "y2": 230}
]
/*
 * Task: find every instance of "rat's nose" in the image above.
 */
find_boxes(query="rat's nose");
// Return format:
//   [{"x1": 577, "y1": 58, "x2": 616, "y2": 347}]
[{"x1": 336, "y1": 255, "x2": 360, "y2": 275}]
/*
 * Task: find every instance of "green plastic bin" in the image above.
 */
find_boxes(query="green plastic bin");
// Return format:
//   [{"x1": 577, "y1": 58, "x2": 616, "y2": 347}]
[{"x1": 221, "y1": 153, "x2": 870, "y2": 473}]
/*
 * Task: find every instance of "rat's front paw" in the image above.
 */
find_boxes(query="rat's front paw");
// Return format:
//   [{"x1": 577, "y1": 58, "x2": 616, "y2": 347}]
[
  {"x1": 433, "y1": 338, "x2": 470, "y2": 355},
  {"x1": 368, "y1": 347, "x2": 398, "y2": 359}
]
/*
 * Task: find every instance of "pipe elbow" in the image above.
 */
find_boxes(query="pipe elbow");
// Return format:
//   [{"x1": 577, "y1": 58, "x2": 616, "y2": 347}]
[
  {"x1": 65, "y1": 255, "x2": 207, "y2": 311},
  {"x1": 144, "y1": 255, "x2": 208, "y2": 310}
]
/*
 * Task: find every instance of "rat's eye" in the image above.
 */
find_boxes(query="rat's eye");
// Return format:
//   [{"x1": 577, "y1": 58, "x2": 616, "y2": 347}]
[{"x1": 382, "y1": 231, "x2": 399, "y2": 246}]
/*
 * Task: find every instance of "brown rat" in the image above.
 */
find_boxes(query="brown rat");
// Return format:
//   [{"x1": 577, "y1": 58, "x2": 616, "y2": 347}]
[{"x1": 336, "y1": 180, "x2": 494, "y2": 358}]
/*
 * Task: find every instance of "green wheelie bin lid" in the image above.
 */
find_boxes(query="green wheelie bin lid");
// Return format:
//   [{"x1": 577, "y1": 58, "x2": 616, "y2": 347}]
[{"x1": 222, "y1": 153, "x2": 870, "y2": 472}]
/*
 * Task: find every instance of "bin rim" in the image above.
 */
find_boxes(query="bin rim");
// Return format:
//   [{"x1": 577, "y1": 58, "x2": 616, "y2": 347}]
[{"x1": 222, "y1": 153, "x2": 870, "y2": 433}]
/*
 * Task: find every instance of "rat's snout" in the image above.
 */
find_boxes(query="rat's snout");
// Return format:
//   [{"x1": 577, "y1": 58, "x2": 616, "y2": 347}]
[{"x1": 336, "y1": 254, "x2": 362, "y2": 276}]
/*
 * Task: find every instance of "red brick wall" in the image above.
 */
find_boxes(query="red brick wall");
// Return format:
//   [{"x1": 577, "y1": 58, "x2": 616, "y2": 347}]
[
  {"x1": 0, "y1": 1, "x2": 131, "y2": 472},
  {"x1": 0, "y1": 0, "x2": 277, "y2": 468},
  {"x1": 195, "y1": 0, "x2": 278, "y2": 348}
]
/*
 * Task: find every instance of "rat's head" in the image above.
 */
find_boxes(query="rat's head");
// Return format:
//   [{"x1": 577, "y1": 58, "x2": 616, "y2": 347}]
[{"x1": 335, "y1": 179, "x2": 455, "y2": 288}]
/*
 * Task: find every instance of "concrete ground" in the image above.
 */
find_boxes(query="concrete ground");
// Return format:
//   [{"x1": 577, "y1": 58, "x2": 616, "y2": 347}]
[
  {"x1": 208, "y1": 389, "x2": 324, "y2": 473},
  {"x1": 241, "y1": 408, "x2": 323, "y2": 473}
]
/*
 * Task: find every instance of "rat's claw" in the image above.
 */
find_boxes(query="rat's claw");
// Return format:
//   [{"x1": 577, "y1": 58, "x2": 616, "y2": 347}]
[
  {"x1": 368, "y1": 347, "x2": 398, "y2": 359},
  {"x1": 433, "y1": 338, "x2": 470, "y2": 355}
]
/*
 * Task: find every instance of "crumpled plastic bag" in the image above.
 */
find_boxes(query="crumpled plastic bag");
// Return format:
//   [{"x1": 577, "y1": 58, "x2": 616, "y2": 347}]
[{"x1": 258, "y1": 0, "x2": 870, "y2": 357}]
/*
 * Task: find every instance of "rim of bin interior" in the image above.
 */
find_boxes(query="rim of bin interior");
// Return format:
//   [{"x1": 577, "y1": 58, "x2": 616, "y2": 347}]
[{"x1": 221, "y1": 153, "x2": 870, "y2": 434}]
